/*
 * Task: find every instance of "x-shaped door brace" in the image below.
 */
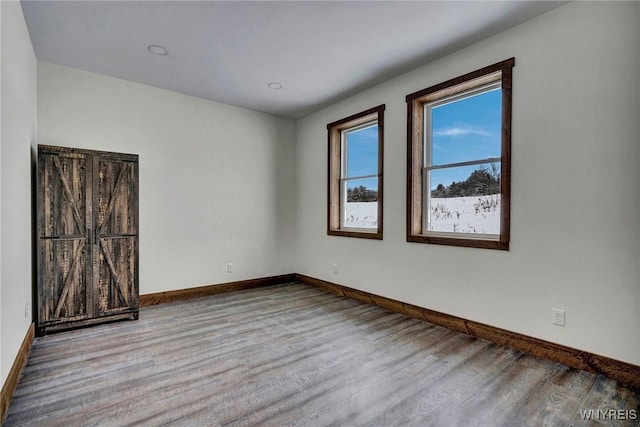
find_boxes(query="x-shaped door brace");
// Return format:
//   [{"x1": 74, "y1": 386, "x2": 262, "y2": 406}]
[
  {"x1": 96, "y1": 162, "x2": 130, "y2": 308},
  {"x1": 53, "y1": 161, "x2": 130, "y2": 314},
  {"x1": 52, "y1": 157, "x2": 86, "y2": 235}
]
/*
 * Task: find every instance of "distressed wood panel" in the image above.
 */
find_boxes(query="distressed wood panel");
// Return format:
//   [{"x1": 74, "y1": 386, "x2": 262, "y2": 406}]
[
  {"x1": 94, "y1": 159, "x2": 138, "y2": 236},
  {"x1": 95, "y1": 236, "x2": 138, "y2": 315},
  {"x1": 38, "y1": 153, "x2": 88, "y2": 238},
  {"x1": 38, "y1": 151, "x2": 92, "y2": 330},
  {"x1": 41, "y1": 239, "x2": 89, "y2": 322},
  {"x1": 93, "y1": 154, "x2": 139, "y2": 319},
  {"x1": 37, "y1": 145, "x2": 138, "y2": 335}
]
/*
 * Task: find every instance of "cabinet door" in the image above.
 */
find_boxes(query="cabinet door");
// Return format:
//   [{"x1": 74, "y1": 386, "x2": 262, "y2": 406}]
[
  {"x1": 38, "y1": 152, "x2": 93, "y2": 325},
  {"x1": 93, "y1": 156, "x2": 139, "y2": 316}
]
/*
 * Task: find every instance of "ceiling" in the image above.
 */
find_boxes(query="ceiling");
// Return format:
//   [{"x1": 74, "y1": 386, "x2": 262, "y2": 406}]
[{"x1": 21, "y1": 1, "x2": 565, "y2": 119}]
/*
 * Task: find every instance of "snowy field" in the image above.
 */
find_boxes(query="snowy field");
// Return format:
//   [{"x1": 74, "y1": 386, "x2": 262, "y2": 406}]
[
  {"x1": 344, "y1": 202, "x2": 378, "y2": 229},
  {"x1": 429, "y1": 194, "x2": 500, "y2": 234},
  {"x1": 343, "y1": 194, "x2": 500, "y2": 234}
]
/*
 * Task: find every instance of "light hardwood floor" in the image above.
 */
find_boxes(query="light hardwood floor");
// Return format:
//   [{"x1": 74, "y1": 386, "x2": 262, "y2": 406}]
[{"x1": 4, "y1": 283, "x2": 639, "y2": 426}]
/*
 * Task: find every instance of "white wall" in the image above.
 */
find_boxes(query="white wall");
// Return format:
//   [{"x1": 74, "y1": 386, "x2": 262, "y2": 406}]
[
  {"x1": 38, "y1": 62, "x2": 296, "y2": 295},
  {"x1": 0, "y1": 1, "x2": 38, "y2": 385},
  {"x1": 295, "y1": 2, "x2": 640, "y2": 365}
]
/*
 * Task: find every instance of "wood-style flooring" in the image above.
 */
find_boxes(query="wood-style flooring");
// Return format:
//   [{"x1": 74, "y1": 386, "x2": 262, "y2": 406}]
[{"x1": 4, "y1": 283, "x2": 640, "y2": 426}]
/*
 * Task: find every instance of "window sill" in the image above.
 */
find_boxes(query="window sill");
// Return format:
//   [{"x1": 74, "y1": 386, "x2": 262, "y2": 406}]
[
  {"x1": 406, "y1": 234, "x2": 508, "y2": 250},
  {"x1": 328, "y1": 229, "x2": 383, "y2": 240}
]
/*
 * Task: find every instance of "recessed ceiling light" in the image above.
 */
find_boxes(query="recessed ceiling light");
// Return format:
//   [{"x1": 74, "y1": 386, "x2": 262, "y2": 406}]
[
  {"x1": 267, "y1": 82, "x2": 283, "y2": 90},
  {"x1": 147, "y1": 44, "x2": 168, "y2": 56}
]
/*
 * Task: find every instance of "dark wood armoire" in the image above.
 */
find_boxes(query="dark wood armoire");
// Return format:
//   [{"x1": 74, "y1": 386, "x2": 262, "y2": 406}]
[{"x1": 37, "y1": 145, "x2": 139, "y2": 335}]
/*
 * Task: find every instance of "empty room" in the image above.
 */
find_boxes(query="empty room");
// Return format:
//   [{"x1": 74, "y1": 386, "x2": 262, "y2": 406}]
[{"x1": 1, "y1": 0, "x2": 639, "y2": 425}]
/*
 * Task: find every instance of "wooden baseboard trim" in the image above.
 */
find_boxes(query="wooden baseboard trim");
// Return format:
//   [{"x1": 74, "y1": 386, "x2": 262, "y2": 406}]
[
  {"x1": 1, "y1": 323, "x2": 35, "y2": 423},
  {"x1": 139, "y1": 273, "x2": 296, "y2": 307},
  {"x1": 295, "y1": 274, "x2": 640, "y2": 390}
]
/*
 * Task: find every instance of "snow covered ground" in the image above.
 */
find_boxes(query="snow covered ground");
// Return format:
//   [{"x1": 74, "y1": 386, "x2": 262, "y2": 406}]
[
  {"x1": 429, "y1": 194, "x2": 500, "y2": 234},
  {"x1": 344, "y1": 202, "x2": 378, "y2": 229},
  {"x1": 343, "y1": 194, "x2": 500, "y2": 234}
]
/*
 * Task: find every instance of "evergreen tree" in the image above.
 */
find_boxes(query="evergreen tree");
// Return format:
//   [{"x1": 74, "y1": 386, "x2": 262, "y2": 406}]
[
  {"x1": 347, "y1": 185, "x2": 378, "y2": 202},
  {"x1": 431, "y1": 164, "x2": 500, "y2": 198}
]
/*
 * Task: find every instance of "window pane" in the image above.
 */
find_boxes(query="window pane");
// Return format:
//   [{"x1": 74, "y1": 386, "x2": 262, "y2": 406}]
[
  {"x1": 343, "y1": 177, "x2": 378, "y2": 229},
  {"x1": 427, "y1": 164, "x2": 500, "y2": 235},
  {"x1": 430, "y1": 88, "x2": 501, "y2": 166},
  {"x1": 345, "y1": 125, "x2": 378, "y2": 178}
]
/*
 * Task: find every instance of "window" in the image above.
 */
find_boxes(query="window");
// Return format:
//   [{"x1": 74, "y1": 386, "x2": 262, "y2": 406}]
[
  {"x1": 406, "y1": 58, "x2": 514, "y2": 250},
  {"x1": 328, "y1": 105, "x2": 384, "y2": 239}
]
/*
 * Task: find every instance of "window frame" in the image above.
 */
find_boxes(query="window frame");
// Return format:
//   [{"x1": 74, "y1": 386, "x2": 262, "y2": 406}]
[
  {"x1": 327, "y1": 105, "x2": 385, "y2": 239},
  {"x1": 406, "y1": 58, "x2": 514, "y2": 250}
]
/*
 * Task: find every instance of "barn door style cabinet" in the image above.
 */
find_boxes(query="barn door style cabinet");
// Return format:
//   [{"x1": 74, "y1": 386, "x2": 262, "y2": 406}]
[{"x1": 37, "y1": 145, "x2": 139, "y2": 335}]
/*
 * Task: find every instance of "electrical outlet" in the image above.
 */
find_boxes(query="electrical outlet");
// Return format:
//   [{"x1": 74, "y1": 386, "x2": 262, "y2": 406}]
[
  {"x1": 552, "y1": 308, "x2": 565, "y2": 326},
  {"x1": 227, "y1": 263, "x2": 233, "y2": 273},
  {"x1": 333, "y1": 264, "x2": 338, "y2": 274}
]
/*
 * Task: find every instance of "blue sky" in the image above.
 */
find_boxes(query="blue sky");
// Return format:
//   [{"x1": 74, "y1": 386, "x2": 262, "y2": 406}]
[
  {"x1": 430, "y1": 87, "x2": 502, "y2": 188},
  {"x1": 343, "y1": 87, "x2": 501, "y2": 193},
  {"x1": 345, "y1": 125, "x2": 378, "y2": 192}
]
